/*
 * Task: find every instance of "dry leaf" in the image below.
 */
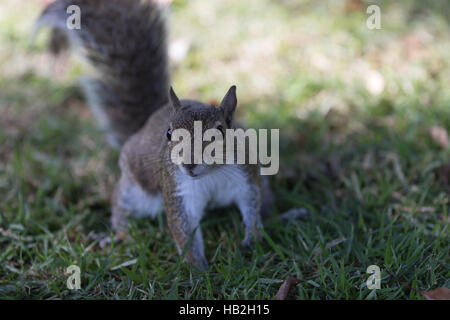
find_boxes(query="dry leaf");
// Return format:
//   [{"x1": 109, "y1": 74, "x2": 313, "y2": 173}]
[
  {"x1": 430, "y1": 126, "x2": 449, "y2": 148},
  {"x1": 422, "y1": 287, "x2": 450, "y2": 300},
  {"x1": 274, "y1": 276, "x2": 301, "y2": 300},
  {"x1": 386, "y1": 268, "x2": 450, "y2": 300}
]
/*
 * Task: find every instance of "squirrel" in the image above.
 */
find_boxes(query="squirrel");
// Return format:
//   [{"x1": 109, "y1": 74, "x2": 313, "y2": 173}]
[{"x1": 36, "y1": 0, "x2": 304, "y2": 269}]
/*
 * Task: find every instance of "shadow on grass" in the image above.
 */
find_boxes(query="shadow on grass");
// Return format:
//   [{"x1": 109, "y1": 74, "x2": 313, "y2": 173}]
[
  {"x1": 1, "y1": 71, "x2": 449, "y2": 299},
  {"x1": 242, "y1": 94, "x2": 450, "y2": 219}
]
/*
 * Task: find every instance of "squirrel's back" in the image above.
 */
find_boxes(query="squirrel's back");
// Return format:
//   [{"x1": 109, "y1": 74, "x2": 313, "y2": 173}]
[{"x1": 35, "y1": 0, "x2": 169, "y2": 147}]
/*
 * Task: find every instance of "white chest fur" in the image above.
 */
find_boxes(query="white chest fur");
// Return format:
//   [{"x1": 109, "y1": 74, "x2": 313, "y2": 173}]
[
  {"x1": 118, "y1": 182, "x2": 163, "y2": 218},
  {"x1": 175, "y1": 165, "x2": 252, "y2": 223}
]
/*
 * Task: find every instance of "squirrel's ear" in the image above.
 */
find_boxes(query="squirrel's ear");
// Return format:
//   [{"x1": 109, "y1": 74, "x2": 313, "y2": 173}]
[
  {"x1": 169, "y1": 87, "x2": 182, "y2": 111},
  {"x1": 219, "y1": 85, "x2": 237, "y2": 126}
]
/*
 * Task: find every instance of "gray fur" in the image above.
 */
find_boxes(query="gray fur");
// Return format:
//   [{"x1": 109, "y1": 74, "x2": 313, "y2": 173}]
[{"x1": 35, "y1": 0, "x2": 169, "y2": 147}]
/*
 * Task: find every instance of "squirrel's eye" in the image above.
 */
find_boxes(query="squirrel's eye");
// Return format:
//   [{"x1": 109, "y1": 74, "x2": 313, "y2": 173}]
[{"x1": 166, "y1": 128, "x2": 172, "y2": 140}]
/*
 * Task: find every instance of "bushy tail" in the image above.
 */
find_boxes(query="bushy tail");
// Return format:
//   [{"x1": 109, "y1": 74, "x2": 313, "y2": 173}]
[{"x1": 35, "y1": 0, "x2": 169, "y2": 147}]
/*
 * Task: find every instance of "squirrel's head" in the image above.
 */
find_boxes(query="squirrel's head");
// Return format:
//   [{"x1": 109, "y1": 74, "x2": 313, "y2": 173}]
[{"x1": 166, "y1": 86, "x2": 237, "y2": 178}]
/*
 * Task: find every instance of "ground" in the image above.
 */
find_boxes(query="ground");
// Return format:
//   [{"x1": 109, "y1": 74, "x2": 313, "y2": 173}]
[{"x1": 0, "y1": 0, "x2": 449, "y2": 299}]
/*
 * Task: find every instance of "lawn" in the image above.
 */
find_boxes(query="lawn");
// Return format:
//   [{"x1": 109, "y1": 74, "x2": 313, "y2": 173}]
[{"x1": 0, "y1": 0, "x2": 449, "y2": 299}]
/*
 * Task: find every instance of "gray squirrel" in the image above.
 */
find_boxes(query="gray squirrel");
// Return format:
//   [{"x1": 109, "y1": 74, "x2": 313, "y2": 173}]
[{"x1": 36, "y1": 0, "x2": 305, "y2": 269}]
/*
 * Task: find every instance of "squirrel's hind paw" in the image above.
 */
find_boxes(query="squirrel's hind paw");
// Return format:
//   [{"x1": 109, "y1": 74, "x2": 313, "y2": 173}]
[{"x1": 241, "y1": 230, "x2": 263, "y2": 250}]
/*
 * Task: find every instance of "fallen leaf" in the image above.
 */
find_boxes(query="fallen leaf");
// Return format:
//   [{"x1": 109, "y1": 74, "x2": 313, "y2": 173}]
[
  {"x1": 430, "y1": 126, "x2": 449, "y2": 148},
  {"x1": 422, "y1": 287, "x2": 450, "y2": 300},
  {"x1": 274, "y1": 276, "x2": 301, "y2": 300},
  {"x1": 386, "y1": 268, "x2": 450, "y2": 300}
]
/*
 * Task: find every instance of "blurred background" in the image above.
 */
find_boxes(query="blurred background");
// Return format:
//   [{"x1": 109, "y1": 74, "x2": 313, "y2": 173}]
[
  {"x1": 0, "y1": 0, "x2": 448, "y2": 299},
  {"x1": 1, "y1": 0, "x2": 449, "y2": 182}
]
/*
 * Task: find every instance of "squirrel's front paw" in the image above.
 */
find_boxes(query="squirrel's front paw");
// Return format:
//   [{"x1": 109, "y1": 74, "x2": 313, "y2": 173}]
[
  {"x1": 241, "y1": 217, "x2": 264, "y2": 249},
  {"x1": 241, "y1": 229, "x2": 263, "y2": 249}
]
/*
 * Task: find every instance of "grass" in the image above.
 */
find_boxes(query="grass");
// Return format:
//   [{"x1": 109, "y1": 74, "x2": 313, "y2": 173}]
[{"x1": 0, "y1": 0, "x2": 449, "y2": 299}]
